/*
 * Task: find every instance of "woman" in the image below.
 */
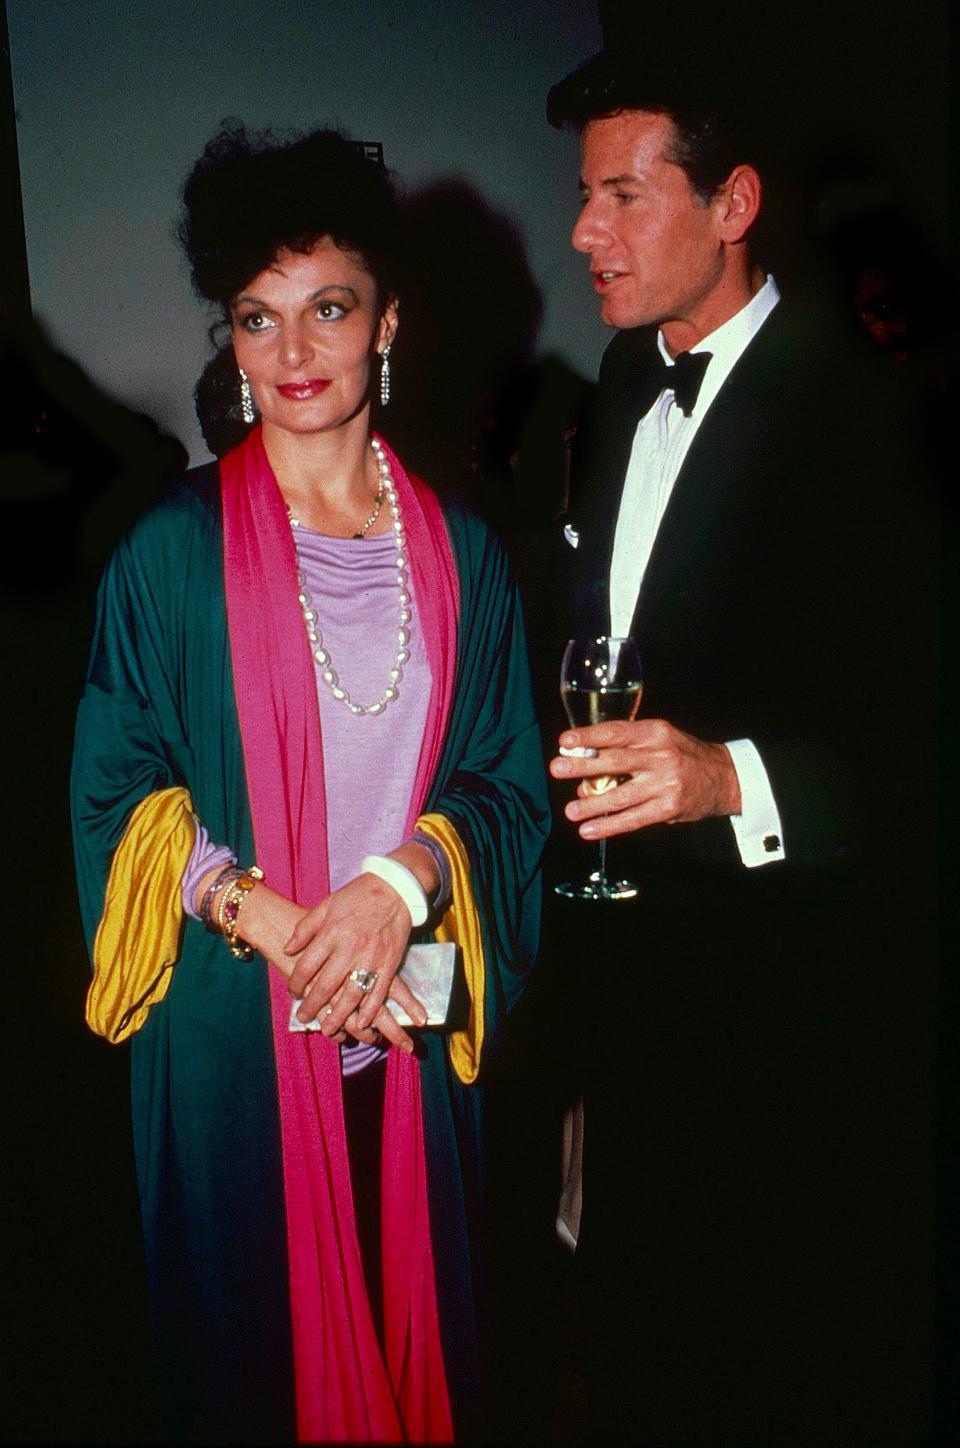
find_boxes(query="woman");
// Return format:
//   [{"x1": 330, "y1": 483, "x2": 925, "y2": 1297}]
[{"x1": 71, "y1": 126, "x2": 548, "y2": 1445}]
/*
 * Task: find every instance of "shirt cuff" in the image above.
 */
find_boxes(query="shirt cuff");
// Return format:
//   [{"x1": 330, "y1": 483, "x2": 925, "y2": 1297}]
[
  {"x1": 724, "y1": 739, "x2": 786, "y2": 868},
  {"x1": 181, "y1": 816, "x2": 237, "y2": 918},
  {"x1": 409, "y1": 830, "x2": 452, "y2": 915}
]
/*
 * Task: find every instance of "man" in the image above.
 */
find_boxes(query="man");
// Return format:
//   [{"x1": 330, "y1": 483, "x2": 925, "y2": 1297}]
[{"x1": 542, "y1": 43, "x2": 938, "y2": 1446}]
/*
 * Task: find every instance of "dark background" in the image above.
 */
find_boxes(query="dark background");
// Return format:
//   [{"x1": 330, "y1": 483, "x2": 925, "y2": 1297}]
[{"x1": 2, "y1": 1, "x2": 952, "y2": 1442}]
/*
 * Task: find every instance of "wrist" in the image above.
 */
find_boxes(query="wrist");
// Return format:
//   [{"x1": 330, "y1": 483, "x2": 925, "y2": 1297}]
[
  {"x1": 232, "y1": 883, "x2": 303, "y2": 979},
  {"x1": 718, "y1": 743, "x2": 743, "y2": 816},
  {"x1": 197, "y1": 863, "x2": 243, "y2": 927},
  {"x1": 361, "y1": 853, "x2": 429, "y2": 927},
  {"x1": 200, "y1": 865, "x2": 264, "y2": 958}
]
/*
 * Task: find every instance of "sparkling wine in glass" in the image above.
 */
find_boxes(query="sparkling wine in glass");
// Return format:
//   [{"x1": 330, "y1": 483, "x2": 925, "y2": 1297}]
[{"x1": 555, "y1": 636, "x2": 643, "y2": 902}]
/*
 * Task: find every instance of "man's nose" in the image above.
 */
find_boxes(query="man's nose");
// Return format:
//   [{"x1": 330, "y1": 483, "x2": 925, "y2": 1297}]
[{"x1": 572, "y1": 201, "x2": 605, "y2": 254}]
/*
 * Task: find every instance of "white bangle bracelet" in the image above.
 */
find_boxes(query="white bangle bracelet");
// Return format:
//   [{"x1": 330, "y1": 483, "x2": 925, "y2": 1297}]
[{"x1": 361, "y1": 854, "x2": 429, "y2": 927}]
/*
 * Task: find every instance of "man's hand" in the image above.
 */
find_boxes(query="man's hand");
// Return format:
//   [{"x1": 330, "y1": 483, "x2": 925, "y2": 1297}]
[{"x1": 550, "y1": 719, "x2": 742, "y2": 839}]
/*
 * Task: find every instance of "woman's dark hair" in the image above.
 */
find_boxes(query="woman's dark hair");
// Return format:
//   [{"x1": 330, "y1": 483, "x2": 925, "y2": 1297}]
[
  {"x1": 182, "y1": 124, "x2": 405, "y2": 451},
  {"x1": 179, "y1": 122, "x2": 405, "y2": 311}
]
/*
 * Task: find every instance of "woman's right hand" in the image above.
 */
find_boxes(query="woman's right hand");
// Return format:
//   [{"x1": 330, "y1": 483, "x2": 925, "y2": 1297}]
[
  {"x1": 198, "y1": 869, "x2": 421, "y2": 1052},
  {"x1": 281, "y1": 870, "x2": 429, "y2": 1047}
]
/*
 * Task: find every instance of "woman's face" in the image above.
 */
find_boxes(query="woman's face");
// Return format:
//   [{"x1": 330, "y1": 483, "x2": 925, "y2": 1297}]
[{"x1": 230, "y1": 237, "x2": 397, "y2": 437}]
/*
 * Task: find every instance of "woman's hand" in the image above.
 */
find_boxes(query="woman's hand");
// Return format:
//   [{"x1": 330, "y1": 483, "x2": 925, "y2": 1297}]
[
  {"x1": 196, "y1": 842, "x2": 438, "y2": 1052},
  {"x1": 226, "y1": 876, "x2": 415, "y2": 1050},
  {"x1": 283, "y1": 871, "x2": 429, "y2": 1049}
]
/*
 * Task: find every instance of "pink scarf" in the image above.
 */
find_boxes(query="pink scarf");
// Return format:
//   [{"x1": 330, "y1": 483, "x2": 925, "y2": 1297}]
[{"x1": 220, "y1": 426, "x2": 458, "y2": 1443}]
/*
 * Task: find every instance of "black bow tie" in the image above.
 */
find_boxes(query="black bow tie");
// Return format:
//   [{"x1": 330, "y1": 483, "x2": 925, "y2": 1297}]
[{"x1": 652, "y1": 350, "x2": 712, "y2": 416}]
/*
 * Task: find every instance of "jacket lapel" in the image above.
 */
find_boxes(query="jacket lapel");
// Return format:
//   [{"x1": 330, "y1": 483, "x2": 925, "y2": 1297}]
[
  {"x1": 567, "y1": 327, "x2": 663, "y2": 634},
  {"x1": 630, "y1": 307, "x2": 788, "y2": 633}
]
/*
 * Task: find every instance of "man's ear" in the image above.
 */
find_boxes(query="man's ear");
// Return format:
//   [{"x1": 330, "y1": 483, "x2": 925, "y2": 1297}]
[{"x1": 715, "y1": 165, "x2": 762, "y2": 245}]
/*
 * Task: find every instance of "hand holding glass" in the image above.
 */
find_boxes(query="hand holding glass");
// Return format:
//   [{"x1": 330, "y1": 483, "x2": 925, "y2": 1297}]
[{"x1": 555, "y1": 636, "x2": 643, "y2": 901}]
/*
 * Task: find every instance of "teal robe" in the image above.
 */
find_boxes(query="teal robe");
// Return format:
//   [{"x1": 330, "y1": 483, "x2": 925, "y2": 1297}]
[{"x1": 71, "y1": 463, "x2": 548, "y2": 1443}]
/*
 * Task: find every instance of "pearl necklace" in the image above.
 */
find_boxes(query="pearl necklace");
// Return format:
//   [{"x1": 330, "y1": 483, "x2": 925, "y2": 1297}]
[{"x1": 292, "y1": 437, "x2": 412, "y2": 717}]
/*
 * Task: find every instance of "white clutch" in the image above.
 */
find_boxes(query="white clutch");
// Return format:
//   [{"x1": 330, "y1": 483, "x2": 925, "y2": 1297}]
[{"x1": 288, "y1": 941, "x2": 458, "y2": 1032}]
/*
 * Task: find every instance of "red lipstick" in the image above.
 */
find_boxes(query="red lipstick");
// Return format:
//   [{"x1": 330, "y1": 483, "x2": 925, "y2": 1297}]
[{"x1": 276, "y1": 379, "x2": 331, "y2": 400}]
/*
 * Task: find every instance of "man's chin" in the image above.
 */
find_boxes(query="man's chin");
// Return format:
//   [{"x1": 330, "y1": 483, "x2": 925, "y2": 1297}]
[
  {"x1": 600, "y1": 305, "x2": 642, "y2": 330},
  {"x1": 598, "y1": 293, "x2": 647, "y2": 330}
]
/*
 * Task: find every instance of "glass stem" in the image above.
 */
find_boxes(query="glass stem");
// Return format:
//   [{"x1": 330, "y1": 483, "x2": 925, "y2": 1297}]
[{"x1": 597, "y1": 837, "x2": 608, "y2": 884}]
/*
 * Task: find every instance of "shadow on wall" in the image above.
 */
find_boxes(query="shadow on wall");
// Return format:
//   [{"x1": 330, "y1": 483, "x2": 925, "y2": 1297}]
[
  {"x1": 0, "y1": 316, "x2": 188, "y2": 586},
  {"x1": 386, "y1": 178, "x2": 544, "y2": 490}
]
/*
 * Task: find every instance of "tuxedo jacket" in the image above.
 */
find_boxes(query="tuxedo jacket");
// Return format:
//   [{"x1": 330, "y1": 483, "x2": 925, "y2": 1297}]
[{"x1": 554, "y1": 295, "x2": 935, "y2": 900}]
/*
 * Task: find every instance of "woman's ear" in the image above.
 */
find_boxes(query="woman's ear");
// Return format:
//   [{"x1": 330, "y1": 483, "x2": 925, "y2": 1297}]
[{"x1": 377, "y1": 295, "x2": 400, "y2": 355}]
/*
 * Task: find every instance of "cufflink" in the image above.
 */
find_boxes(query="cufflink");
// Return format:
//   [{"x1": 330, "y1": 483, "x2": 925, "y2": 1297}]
[
  {"x1": 563, "y1": 523, "x2": 580, "y2": 549},
  {"x1": 763, "y1": 834, "x2": 781, "y2": 853}
]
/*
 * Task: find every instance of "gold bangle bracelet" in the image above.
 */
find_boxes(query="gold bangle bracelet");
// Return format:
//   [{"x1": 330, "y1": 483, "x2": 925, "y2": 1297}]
[{"x1": 216, "y1": 865, "x2": 264, "y2": 960}]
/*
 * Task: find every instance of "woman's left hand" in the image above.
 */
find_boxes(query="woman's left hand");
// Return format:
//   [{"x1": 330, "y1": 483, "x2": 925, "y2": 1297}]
[{"x1": 284, "y1": 873, "x2": 429, "y2": 1047}]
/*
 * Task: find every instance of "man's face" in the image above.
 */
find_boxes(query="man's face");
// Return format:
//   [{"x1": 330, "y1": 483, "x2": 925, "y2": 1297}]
[{"x1": 572, "y1": 110, "x2": 727, "y2": 336}]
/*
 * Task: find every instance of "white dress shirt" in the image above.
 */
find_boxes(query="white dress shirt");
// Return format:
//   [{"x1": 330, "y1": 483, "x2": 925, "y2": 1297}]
[{"x1": 609, "y1": 276, "x2": 786, "y2": 867}]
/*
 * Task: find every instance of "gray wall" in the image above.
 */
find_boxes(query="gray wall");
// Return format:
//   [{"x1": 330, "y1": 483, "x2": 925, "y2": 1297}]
[{"x1": 9, "y1": 0, "x2": 605, "y2": 464}]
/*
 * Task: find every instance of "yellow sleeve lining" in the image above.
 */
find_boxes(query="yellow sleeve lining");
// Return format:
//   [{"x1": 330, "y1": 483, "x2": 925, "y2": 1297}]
[
  {"x1": 415, "y1": 812, "x2": 485, "y2": 1085},
  {"x1": 87, "y1": 786, "x2": 195, "y2": 1044}
]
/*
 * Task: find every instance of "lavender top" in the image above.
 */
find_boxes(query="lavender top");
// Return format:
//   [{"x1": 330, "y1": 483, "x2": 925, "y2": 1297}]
[{"x1": 183, "y1": 524, "x2": 433, "y2": 1074}]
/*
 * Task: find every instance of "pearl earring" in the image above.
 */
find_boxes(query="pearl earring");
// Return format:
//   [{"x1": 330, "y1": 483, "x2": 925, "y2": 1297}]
[
  {"x1": 379, "y1": 345, "x2": 391, "y2": 407},
  {"x1": 239, "y1": 368, "x2": 255, "y2": 425}
]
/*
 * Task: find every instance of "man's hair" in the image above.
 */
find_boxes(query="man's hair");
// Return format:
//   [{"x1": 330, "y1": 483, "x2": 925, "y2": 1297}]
[{"x1": 547, "y1": 46, "x2": 762, "y2": 204}]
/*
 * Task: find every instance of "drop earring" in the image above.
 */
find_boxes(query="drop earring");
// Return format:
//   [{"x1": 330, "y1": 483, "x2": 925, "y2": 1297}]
[
  {"x1": 379, "y1": 345, "x2": 391, "y2": 407},
  {"x1": 239, "y1": 368, "x2": 255, "y2": 424}
]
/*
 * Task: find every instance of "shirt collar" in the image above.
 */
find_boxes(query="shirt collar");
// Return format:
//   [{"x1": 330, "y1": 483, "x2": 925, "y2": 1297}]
[{"x1": 656, "y1": 274, "x2": 781, "y2": 416}]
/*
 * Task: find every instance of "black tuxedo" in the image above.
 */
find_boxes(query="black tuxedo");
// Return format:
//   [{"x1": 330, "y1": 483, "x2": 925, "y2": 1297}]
[{"x1": 544, "y1": 298, "x2": 939, "y2": 1444}]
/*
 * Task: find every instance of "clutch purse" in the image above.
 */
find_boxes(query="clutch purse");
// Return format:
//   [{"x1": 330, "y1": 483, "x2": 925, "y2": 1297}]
[{"x1": 287, "y1": 941, "x2": 460, "y2": 1032}]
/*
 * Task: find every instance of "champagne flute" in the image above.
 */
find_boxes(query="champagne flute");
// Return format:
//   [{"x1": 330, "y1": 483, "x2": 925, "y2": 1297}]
[{"x1": 555, "y1": 636, "x2": 643, "y2": 902}]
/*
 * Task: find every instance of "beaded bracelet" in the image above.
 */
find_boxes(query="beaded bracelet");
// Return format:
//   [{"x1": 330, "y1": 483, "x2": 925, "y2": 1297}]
[
  {"x1": 199, "y1": 864, "x2": 243, "y2": 933},
  {"x1": 214, "y1": 866, "x2": 264, "y2": 960}
]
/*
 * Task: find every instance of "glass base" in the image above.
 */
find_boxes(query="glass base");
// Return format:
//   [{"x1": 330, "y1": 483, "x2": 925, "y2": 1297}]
[{"x1": 554, "y1": 871, "x2": 638, "y2": 902}]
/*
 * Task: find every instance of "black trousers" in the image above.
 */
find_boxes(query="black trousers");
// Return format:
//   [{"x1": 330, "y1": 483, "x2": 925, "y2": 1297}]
[
  {"x1": 555, "y1": 869, "x2": 936, "y2": 1445},
  {"x1": 341, "y1": 1055, "x2": 388, "y2": 1341}
]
